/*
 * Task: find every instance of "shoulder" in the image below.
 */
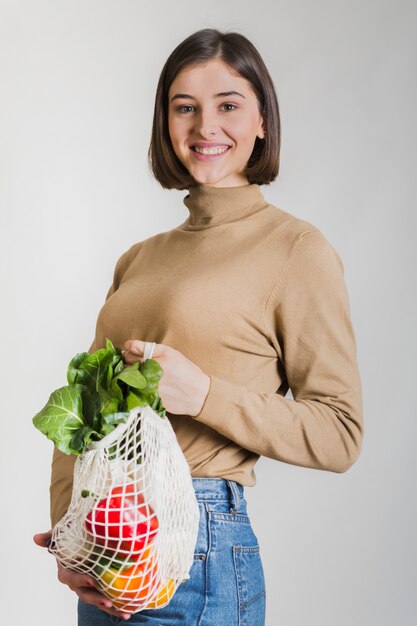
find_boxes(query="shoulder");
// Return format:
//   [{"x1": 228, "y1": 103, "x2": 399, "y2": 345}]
[
  {"x1": 111, "y1": 226, "x2": 179, "y2": 276},
  {"x1": 259, "y1": 201, "x2": 343, "y2": 269},
  {"x1": 262, "y1": 201, "x2": 319, "y2": 240},
  {"x1": 111, "y1": 240, "x2": 142, "y2": 276}
]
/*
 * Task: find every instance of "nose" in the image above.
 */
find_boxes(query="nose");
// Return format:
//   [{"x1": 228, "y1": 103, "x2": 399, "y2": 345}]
[{"x1": 194, "y1": 108, "x2": 219, "y2": 137}]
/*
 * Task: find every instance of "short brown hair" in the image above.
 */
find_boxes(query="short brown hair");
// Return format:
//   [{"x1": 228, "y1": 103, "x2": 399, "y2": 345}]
[{"x1": 147, "y1": 28, "x2": 280, "y2": 190}]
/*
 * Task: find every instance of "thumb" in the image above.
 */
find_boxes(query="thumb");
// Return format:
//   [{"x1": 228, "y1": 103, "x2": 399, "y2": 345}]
[
  {"x1": 125, "y1": 340, "x2": 160, "y2": 360},
  {"x1": 33, "y1": 531, "x2": 52, "y2": 548}
]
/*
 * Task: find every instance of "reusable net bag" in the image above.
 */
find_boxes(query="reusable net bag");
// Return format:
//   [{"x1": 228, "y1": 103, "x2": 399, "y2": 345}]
[{"x1": 49, "y1": 342, "x2": 200, "y2": 613}]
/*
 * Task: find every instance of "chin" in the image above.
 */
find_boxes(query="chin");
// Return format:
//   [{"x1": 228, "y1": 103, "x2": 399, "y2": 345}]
[
  {"x1": 189, "y1": 171, "x2": 231, "y2": 187},
  {"x1": 190, "y1": 173, "x2": 221, "y2": 186}
]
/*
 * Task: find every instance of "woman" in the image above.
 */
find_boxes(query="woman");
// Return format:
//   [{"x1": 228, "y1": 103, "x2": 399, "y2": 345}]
[{"x1": 34, "y1": 28, "x2": 363, "y2": 625}]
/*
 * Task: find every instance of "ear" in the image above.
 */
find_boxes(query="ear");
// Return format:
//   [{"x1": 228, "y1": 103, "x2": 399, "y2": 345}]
[{"x1": 257, "y1": 115, "x2": 266, "y2": 140}]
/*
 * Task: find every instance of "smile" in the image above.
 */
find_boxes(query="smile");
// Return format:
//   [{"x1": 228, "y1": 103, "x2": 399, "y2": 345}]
[{"x1": 190, "y1": 146, "x2": 231, "y2": 160}]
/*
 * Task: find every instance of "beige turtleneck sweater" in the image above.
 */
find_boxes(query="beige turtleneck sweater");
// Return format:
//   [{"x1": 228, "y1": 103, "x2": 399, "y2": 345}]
[{"x1": 50, "y1": 183, "x2": 363, "y2": 526}]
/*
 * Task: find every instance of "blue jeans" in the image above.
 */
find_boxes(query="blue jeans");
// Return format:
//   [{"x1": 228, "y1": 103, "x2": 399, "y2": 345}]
[{"x1": 78, "y1": 478, "x2": 266, "y2": 625}]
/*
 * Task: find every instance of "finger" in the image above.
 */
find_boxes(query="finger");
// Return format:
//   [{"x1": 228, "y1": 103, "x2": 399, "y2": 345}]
[
  {"x1": 102, "y1": 607, "x2": 131, "y2": 621},
  {"x1": 122, "y1": 349, "x2": 137, "y2": 364},
  {"x1": 124, "y1": 339, "x2": 146, "y2": 356},
  {"x1": 77, "y1": 588, "x2": 131, "y2": 620},
  {"x1": 108, "y1": 610, "x2": 131, "y2": 621},
  {"x1": 33, "y1": 531, "x2": 52, "y2": 548},
  {"x1": 56, "y1": 565, "x2": 130, "y2": 620},
  {"x1": 77, "y1": 588, "x2": 113, "y2": 607},
  {"x1": 58, "y1": 567, "x2": 97, "y2": 590},
  {"x1": 125, "y1": 340, "x2": 162, "y2": 359},
  {"x1": 103, "y1": 609, "x2": 131, "y2": 621}
]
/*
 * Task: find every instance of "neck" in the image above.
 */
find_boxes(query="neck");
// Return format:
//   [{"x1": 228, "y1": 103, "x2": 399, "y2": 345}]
[{"x1": 181, "y1": 183, "x2": 269, "y2": 230}]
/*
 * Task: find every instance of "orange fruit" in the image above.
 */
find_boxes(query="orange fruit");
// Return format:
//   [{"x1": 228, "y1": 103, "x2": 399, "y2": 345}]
[{"x1": 99, "y1": 546, "x2": 159, "y2": 604}]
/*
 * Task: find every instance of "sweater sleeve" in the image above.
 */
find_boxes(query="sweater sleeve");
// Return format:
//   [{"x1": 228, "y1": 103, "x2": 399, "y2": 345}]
[
  {"x1": 193, "y1": 230, "x2": 364, "y2": 473},
  {"x1": 49, "y1": 245, "x2": 137, "y2": 527}
]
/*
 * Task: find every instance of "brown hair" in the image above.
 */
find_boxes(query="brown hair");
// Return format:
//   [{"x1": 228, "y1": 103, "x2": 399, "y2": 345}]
[{"x1": 147, "y1": 28, "x2": 280, "y2": 190}]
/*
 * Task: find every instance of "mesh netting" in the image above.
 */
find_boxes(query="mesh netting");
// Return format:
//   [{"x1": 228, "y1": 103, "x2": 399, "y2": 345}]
[{"x1": 49, "y1": 345, "x2": 200, "y2": 614}]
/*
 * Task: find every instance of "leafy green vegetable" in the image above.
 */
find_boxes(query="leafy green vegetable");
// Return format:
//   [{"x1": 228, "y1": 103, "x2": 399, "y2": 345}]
[
  {"x1": 67, "y1": 352, "x2": 89, "y2": 385},
  {"x1": 70, "y1": 425, "x2": 100, "y2": 454},
  {"x1": 114, "y1": 362, "x2": 147, "y2": 390},
  {"x1": 32, "y1": 338, "x2": 166, "y2": 455},
  {"x1": 126, "y1": 391, "x2": 148, "y2": 411},
  {"x1": 33, "y1": 385, "x2": 86, "y2": 455}
]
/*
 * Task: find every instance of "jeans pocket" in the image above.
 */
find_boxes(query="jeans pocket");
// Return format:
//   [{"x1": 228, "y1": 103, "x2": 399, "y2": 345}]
[{"x1": 232, "y1": 545, "x2": 266, "y2": 626}]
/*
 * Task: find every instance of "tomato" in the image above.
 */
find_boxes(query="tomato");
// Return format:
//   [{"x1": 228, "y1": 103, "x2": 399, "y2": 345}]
[{"x1": 84, "y1": 483, "x2": 159, "y2": 559}]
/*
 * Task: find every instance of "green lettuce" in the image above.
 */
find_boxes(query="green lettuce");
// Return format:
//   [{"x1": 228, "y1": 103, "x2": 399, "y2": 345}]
[{"x1": 33, "y1": 338, "x2": 166, "y2": 455}]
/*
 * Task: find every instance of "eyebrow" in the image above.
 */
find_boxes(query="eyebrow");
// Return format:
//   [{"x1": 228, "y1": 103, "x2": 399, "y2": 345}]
[{"x1": 170, "y1": 91, "x2": 246, "y2": 103}]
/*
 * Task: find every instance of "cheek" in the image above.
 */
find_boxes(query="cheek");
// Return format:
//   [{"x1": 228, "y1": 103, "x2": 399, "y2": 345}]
[
  {"x1": 168, "y1": 120, "x2": 189, "y2": 151},
  {"x1": 240, "y1": 127, "x2": 261, "y2": 151},
  {"x1": 227, "y1": 116, "x2": 257, "y2": 143},
  {"x1": 167, "y1": 114, "x2": 180, "y2": 142}
]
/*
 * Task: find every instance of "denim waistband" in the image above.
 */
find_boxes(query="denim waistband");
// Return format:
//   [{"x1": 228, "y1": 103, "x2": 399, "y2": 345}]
[{"x1": 191, "y1": 478, "x2": 244, "y2": 513}]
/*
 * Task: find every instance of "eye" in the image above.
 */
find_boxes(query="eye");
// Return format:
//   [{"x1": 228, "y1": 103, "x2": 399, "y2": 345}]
[
  {"x1": 220, "y1": 103, "x2": 237, "y2": 112},
  {"x1": 176, "y1": 105, "x2": 195, "y2": 113},
  {"x1": 175, "y1": 103, "x2": 238, "y2": 113}
]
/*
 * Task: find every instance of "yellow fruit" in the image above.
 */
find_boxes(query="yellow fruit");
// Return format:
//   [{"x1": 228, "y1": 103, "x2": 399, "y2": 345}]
[
  {"x1": 144, "y1": 578, "x2": 176, "y2": 609},
  {"x1": 110, "y1": 578, "x2": 176, "y2": 613}
]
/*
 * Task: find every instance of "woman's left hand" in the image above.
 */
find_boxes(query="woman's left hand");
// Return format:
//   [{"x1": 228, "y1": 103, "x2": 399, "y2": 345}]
[{"x1": 123, "y1": 340, "x2": 211, "y2": 417}]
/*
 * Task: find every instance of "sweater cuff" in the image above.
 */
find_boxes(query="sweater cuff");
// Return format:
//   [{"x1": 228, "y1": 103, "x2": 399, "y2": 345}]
[{"x1": 193, "y1": 375, "x2": 237, "y2": 427}]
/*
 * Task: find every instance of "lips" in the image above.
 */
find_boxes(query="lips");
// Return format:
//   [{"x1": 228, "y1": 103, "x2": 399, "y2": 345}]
[
  {"x1": 190, "y1": 142, "x2": 232, "y2": 150},
  {"x1": 190, "y1": 145, "x2": 231, "y2": 162}
]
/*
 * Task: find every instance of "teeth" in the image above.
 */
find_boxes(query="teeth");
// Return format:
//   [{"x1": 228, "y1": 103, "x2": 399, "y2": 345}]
[{"x1": 193, "y1": 145, "x2": 229, "y2": 155}]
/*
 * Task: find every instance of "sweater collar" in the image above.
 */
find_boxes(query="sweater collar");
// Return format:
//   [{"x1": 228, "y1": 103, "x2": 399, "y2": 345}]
[{"x1": 181, "y1": 183, "x2": 268, "y2": 230}]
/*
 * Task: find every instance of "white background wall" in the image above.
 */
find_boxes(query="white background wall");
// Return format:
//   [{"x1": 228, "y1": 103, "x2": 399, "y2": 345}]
[{"x1": 1, "y1": 1, "x2": 416, "y2": 624}]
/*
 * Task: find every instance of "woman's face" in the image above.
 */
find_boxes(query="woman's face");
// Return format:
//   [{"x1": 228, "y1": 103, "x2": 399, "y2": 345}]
[{"x1": 167, "y1": 59, "x2": 265, "y2": 188}]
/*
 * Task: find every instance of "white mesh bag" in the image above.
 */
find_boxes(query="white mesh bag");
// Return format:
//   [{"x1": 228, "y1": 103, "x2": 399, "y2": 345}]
[{"x1": 49, "y1": 342, "x2": 200, "y2": 613}]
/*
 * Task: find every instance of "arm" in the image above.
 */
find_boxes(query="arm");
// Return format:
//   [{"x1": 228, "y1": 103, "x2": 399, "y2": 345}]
[{"x1": 193, "y1": 230, "x2": 363, "y2": 473}]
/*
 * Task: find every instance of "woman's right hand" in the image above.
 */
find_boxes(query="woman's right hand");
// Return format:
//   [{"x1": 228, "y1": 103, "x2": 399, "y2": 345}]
[{"x1": 33, "y1": 531, "x2": 131, "y2": 621}]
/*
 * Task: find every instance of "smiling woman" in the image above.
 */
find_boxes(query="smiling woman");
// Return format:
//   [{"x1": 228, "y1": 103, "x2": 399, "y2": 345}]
[
  {"x1": 37, "y1": 26, "x2": 363, "y2": 626},
  {"x1": 167, "y1": 59, "x2": 266, "y2": 188},
  {"x1": 148, "y1": 28, "x2": 280, "y2": 190}
]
